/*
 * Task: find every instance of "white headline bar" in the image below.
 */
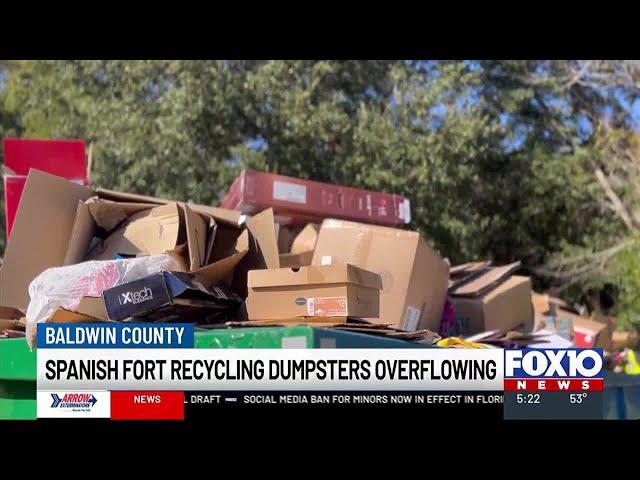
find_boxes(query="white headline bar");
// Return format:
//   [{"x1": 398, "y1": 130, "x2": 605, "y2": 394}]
[{"x1": 38, "y1": 348, "x2": 504, "y2": 391}]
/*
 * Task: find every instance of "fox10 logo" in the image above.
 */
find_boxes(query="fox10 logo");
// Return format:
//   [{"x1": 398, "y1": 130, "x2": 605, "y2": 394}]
[{"x1": 504, "y1": 349, "x2": 604, "y2": 392}]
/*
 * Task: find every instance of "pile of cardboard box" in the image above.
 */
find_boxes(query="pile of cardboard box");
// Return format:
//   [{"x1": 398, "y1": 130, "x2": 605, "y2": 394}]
[
  {"x1": 0, "y1": 164, "x2": 634, "y2": 354},
  {"x1": 0, "y1": 168, "x2": 449, "y2": 345},
  {"x1": 532, "y1": 292, "x2": 639, "y2": 353}
]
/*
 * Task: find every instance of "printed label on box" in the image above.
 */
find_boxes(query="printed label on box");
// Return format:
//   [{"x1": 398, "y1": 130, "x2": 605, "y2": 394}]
[
  {"x1": 399, "y1": 199, "x2": 411, "y2": 223},
  {"x1": 273, "y1": 181, "x2": 307, "y2": 204},
  {"x1": 403, "y1": 306, "x2": 421, "y2": 331},
  {"x1": 307, "y1": 297, "x2": 348, "y2": 316},
  {"x1": 321, "y1": 255, "x2": 332, "y2": 265}
]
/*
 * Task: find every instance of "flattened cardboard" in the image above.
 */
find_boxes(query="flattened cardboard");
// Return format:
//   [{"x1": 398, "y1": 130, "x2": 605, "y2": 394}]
[
  {"x1": 311, "y1": 219, "x2": 448, "y2": 332},
  {"x1": 246, "y1": 264, "x2": 381, "y2": 320},
  {"x1": 450, "y1": 261, "x2": 491, "y2": 277},
  {"x1": 0, "y1": 170, "x2": 93, "y2": 310},
  {"x1": 449, "y1": 261, "x2": 521, "y2": 297}
]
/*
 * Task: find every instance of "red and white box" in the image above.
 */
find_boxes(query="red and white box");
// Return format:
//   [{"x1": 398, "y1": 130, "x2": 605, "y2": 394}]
[
  {"x1": 221, "y1": 169, "x2": 411, "y2": 226},
  {"x1": 2, "y1": 138, "x2": 89, "y2": 238}
]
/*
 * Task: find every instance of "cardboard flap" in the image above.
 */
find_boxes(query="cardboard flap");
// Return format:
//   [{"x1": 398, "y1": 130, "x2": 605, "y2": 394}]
[
  {"x1": 96, "y1": 187, "x2": 244, "y2": 226},
  {"x1": 248, "y1": 264, "x2": 382, "y2": 289},
  {"x1": 210, "y1": 224, "x2": 243, "y2": 262},
  {"x1": 181, "y1": 203, "x2": 207, "y2": 270},
  {"x1": 450, "y1": 260, "x2": 492, "y2": 277},
  {"x1": 85, "y1": 203, "x2": 181, "y2": 260},
  {"x1": 449, "y1": 262, "x2": 521, "y2": 297},
  {"x1": 204, "y1": 217, "x2": 217, "y2": 265},
  {"x1": 0, "y1": 170, "x2": 94, "y2": 309},
  {"x1": 63, "y1": 201, "x2": 98, "y2": 265},
  {"x1": 187, "y1": 204, "x2": 244, "y2": 227},
  {"x1": 193, "y1": 248, "x2": 249, "y2": 287},
  {"x1": 245, "y1": 208, "x2": 280, "y2": 269},
  {"x1": 87, "y1": 197, "x2": 157, "y2": 231},
  {"x1": 95, "y1": 187, "x2": 167, "y2": 205},
  {"x1": 290, "y1": 223, "x2": 319, "y2": 254}
]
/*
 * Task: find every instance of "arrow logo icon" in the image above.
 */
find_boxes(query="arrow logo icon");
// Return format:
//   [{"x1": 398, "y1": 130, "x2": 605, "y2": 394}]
[{"x1": 51, "y1": 394, "x2": 62, "y2": 408}]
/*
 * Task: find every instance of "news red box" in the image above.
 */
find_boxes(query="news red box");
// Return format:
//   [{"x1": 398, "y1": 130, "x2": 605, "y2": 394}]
[
  {"x1": 221, "y1": 169, "x2": 411, "y2": 226},
  {"x1": 110, "y1": 391, "x2": 184, "y2": 420},
  {"x1": 2, "y1": 138, "x2": 89, "y2": 238}
]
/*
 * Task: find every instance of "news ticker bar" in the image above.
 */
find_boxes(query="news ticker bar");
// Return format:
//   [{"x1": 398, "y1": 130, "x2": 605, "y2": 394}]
[{"x1": 37, "y1": 391, "x2": 506, "y2": 420}]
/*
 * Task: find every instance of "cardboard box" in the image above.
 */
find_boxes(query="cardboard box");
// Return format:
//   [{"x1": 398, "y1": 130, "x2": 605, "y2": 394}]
[
  {"x1": 0, "y1": 170, "x2": 248, "y2": 310},
  {"x1": 311, "y1": 219, "x2": 449, "y2": 331},
  {"x1": 561, "y1": 309, "x2": 612, "y2": 350},
  {"x1": 221, "y1": 169, "x2": 411, "y2": 226},
  {"x1": 103, "y1": 270, "x2": 242, "y2": 321},
  {"x1": 246, "y1": 264, "x2": 382, "y2": 320},
  {"x1": 449, "y1": 263, "x2": 533, "y2": 334}
]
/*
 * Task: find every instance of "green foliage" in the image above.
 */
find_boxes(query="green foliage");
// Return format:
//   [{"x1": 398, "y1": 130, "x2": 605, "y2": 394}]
[{"x1": 612, "y1": 240, "x2": 640, "y2": 329}]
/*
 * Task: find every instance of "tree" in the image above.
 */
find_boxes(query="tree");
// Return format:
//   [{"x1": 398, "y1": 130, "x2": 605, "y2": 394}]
[{"x1": 2, "y1": 60, "x2": 639, "y2": 325}]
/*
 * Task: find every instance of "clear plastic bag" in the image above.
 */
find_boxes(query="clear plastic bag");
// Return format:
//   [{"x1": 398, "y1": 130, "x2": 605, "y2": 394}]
[{"x1": 25, "y1": 254, "x2": 178, "y2": 348}]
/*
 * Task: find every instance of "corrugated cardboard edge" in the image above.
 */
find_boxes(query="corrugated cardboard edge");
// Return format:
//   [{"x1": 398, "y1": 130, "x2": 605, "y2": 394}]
[
  {"x1": 181, "y1": 203, "x2": 207, "y2": 270},
  {"x1": 95, "y1": 187, "x2": 243, "y2": 226},
  {"x1": 247, "y1": 263, "x2": 382, "y2": 290}
]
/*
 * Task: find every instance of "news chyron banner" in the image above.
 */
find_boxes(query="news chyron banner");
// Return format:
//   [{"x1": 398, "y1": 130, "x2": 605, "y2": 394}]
[{"x1": 36, "y1": 324, "x2": 604, "y2": 420}]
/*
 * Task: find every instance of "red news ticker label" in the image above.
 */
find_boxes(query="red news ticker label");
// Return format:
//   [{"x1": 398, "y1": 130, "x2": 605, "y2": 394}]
[
  {"x1": 504, "y1": 379, "x2": 604, "y2": 392},
  {"x1": 110, "y1": 391, "x2": 184, "y2": 420}
]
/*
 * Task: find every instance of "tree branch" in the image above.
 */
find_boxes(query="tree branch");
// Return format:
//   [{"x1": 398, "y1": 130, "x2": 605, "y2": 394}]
[{"x1": 594, "y1": 167, "x2": 637, "y2": 231}]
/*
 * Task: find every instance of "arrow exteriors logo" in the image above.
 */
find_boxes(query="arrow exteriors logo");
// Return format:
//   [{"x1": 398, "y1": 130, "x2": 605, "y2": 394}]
[{"x1": 51, "y1": 393, "x2": 98, "y2": 411}]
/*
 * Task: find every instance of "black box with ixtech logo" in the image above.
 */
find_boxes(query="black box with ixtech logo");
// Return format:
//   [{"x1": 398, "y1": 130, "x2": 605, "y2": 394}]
[{"x1": 102, "y1": 271, "x2": 242, "y2": 321}]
